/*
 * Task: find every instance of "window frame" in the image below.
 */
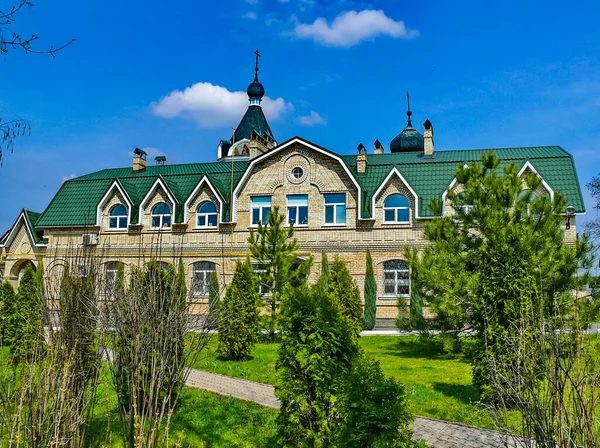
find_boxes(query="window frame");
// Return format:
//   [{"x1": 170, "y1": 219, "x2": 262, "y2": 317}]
[
  {"x1": 108, "y1": 204, "x2": 128, "y2": 230},
  {"x1": 286, "y1": 194, "x2": 309, "y2": 227},
  {"x1": 383, "y1": 194, "x2": 410, "y2": 224},
  {"x1": 196, "y1": 201, "x2": 218, "y2": 228},
  {"x1": 382, "y1": 260, "x2": 410, "y2": 298},
  {"x1": 251, "y1": 196, "x2": 272, "y2": 227},
  {"x1": 103, "y1": 261, "x2": 120, "y2": 298},
  {"x1": 150, "y1": 202, "x2": 172, "y2": 229},
  {"x1": 252, "y1": 263, "x2": 271, "y2": 296},
  {"x1": 323, "y1": 193, "x2": 347, "y2": 226},
  {"x1": 191, "y1": 261, "x2": 216, "y2": 297}
]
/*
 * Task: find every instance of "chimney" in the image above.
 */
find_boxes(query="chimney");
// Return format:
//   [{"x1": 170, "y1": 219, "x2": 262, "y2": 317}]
[
  {"x1": 155, "y1": 155, "x2": 166, "y2": 166},
  {"x1": 133, "y1": 147, "x2": 147, "y2": 171},
  {"x1": 356, "y1": 143, "x2": 367, "y2": 173},
  {"x1": 373, "y1": 139, "x2": 384, "y2": 155},
  {"x1": 423, "y1": 119, "x2": 434, "y2": 156}
]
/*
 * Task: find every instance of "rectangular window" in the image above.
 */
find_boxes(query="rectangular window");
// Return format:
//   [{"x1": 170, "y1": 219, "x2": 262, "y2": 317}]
[
  {"x1": 252, "y1": 263, "x2": 271, "y2": 295},
  {"x1": 324, "y1": 193, "x2": 346, "y2": 225},
  {"x1": 251, "y1": 196, "x2": 272, "y2": 226},
  {"x1": 287, "y1": 194, "x2": 308, "y2": 226}
]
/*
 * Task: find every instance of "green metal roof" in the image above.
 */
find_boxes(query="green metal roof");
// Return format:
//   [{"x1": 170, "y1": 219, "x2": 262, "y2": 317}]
[
  {"x1": 33, "y1": 143, "x2": 584, "y2": 228},
  {"x1": 36, "y1": 161, "x2": 250, "y2": 227},
  {"x1": 1, "y1": 209, "x2": 46, "y2": 246},
  {"x1": 340, "y1": 145, "x2": 585, "y2": 217},
  {"x1": 233, "y1": 105, "x2": 274, "y2": 143}
]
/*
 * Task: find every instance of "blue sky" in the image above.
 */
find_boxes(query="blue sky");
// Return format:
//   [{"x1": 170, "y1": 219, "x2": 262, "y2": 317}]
[{"x1": 1, "y1": 0, "x2": 599, "y2": 232}]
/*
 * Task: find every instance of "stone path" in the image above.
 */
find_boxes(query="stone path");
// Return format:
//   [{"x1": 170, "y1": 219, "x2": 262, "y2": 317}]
[{"x1": 185, "y1": 368, "x2": 524, "y2": 448}]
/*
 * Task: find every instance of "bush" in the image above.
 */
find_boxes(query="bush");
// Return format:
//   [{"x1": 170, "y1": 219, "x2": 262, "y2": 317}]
[
  {"x1": 11, "y1": 265, "x2": 45, "y2": 362},
  {"x1": 329, "y1": 257, "x2": 362, "y2": 334},
  {"x1": 217, "y1": 259, "x2": 261, "y2": 360},
  {"x1": 276, "y1": 285, "x2": 359, "y2": 447},
  {"x1": 0, "y1": 281, "x2": 16, "y2": 345},
  {"x1": 363, "y1": 249, "x2": 377, "y2": 330},
  {"x1": 336, "y1": 355, "x2": 413, "y2": 448}
]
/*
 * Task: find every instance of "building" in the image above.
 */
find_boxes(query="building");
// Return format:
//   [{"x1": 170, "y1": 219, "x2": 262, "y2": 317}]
[{"x1": 0, "y1": 57, "x2": 586, "y2": 322}]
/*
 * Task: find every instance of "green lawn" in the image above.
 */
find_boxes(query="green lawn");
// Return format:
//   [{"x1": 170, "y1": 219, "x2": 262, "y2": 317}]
[{"x1": 194, "y1": 335, "x2": 497, "y2": 429}]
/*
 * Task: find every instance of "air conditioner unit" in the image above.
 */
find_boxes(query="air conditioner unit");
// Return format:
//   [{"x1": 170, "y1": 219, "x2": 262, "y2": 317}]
[{"x1": 82, "y1": 233, "x2": 98, "y2": 246}]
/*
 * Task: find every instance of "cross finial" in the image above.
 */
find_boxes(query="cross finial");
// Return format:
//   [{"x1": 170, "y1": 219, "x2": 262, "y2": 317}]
[
  {"x1": 406, "y1": 91, "x2": 412, "y2": 124},
  {"x1": 254, "y1": 49, "x2": 261, "y2": 79},
  {"x1": 406, "y1": 91, "x2": 411, "y2": 112}
]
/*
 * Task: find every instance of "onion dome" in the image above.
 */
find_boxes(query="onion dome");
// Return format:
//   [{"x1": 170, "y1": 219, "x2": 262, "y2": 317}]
[
  {"x1": 247, "y1": 49, "x2": 265, "y2": 104},
  {"x1": 390, "y1": 93, "x2": 425, "y2": 153}
]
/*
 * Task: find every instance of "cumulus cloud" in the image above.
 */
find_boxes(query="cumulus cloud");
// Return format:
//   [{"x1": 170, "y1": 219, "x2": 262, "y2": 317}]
[
  {"x1": 298, "y1": 111, "x2": 327, "y2": 126},
  {"x1": 151, "y1": 82, "x2": 293, "y2": 128},
  {"x1": 242, "y1": 11, "x2": 257, "y2": 19},
  {"x1": 292, "y1": 9, "x2": 418, "y2": 47}
]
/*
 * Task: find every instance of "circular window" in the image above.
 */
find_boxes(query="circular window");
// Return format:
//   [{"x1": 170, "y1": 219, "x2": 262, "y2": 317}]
[{"x1": 292, "y1": 167, "x2": 304, "y2": 179}]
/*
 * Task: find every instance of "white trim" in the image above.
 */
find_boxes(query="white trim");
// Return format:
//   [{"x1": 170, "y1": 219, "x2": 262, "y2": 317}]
[
  {"x1": 231, "y1": 137, "x2": 364, "y2": 222},
  {"x1": 96, "y1": 179, "x2": 133, "y2": 228},
  {"x1": 371, "y1": 167, "x2": 420, "y2": 219},
  {"x1": 139, "y1": 177, "x2": 177, "y2": 226},
  {"x1": 441, "y1": 163, "x2": 469, "y2": 216},
  {"x1": 323, "y1": 192, "x2": 347, "y2": 226},
  {"x1": 0, "y1": 210, "x2": 47, "y2": 248},
  {"x1": 518, "y1": 161, "x2": 554, "y2": 201},
  {"x1": 183, "y1": 176, "x2": 224, "y2": 225}
]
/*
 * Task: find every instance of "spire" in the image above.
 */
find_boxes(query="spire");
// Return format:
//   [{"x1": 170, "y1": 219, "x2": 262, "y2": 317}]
[
  {"x1": 406, "y1": 91, "x2": 413, "y2": 127},
  {"x1": 247, "y1": 50, "x2": 265, "y2": 105}
]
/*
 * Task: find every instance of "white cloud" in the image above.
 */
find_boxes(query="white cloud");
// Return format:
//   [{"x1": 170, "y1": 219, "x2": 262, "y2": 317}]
[
  {"x1": 242, "y1": 11, "x2": 257, "y2": 19},
  {"x1": 292, "y1": 9, "x2": 418, "y2": 47},
  {"x1": 298, "y1": 111, "x2": 327, "y2": 126},
  {"x1": 61, "y1": 173, "x2": 77, "y2": 182},
  {"x1": 245, "y1": 0, "x2": 259, "y2": 4},
  {"x1": 151, "y1": 82, "x2": 293, "y2": 128},
  {"x1": 127, "y1": 147, "x2": 165, "y2": 159}
]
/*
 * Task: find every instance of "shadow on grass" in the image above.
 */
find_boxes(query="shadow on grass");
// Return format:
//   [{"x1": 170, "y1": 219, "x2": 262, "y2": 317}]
[
  {"x1": 375, "y1": 336, "x2": 452, "y2": 360},
  {"x1": 433, "y1": 382, "x2": 480, "y2": 404}
]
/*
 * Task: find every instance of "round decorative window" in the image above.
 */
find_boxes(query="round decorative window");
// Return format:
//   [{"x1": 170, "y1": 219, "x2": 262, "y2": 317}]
[{"x1": 292, "y1": 167, "x2": 304, "y2": 179}]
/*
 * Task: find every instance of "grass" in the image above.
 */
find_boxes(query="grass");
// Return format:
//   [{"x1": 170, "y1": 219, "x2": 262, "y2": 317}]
[{"x1": 193, "y1": 335, "x2": 498, "y2": 429}]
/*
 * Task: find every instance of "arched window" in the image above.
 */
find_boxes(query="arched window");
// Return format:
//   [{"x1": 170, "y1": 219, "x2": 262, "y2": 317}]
[
  {"x1": 383, "y1": 260, "x2": 410, "y2": 297},
  {"x1": 196, "y1": 201, "x2": 218, "y2": 228},
  {"x1": 109, "y1": 204, "x2": 128, "y2": 229},
  {"x1": 103, "y1": 261, "x2": 121, "y2": 296},
  {"x1": 383, "y1": 194, "x2": 410, "y2": 223},
  {"x1": 151, "y1": 202, "x2": 171, "y2": 229},
  {"x1": 192, "y1": 261, "x2": 216, "y2": 296}
]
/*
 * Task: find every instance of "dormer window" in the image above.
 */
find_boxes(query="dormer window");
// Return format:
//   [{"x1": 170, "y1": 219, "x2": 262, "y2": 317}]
[
  {"x1": 109, "y1": 204, "x2": 128, "y2": 229},
  {"x1": 151, "y1": 202, "x2": 171, "y2": 229},
  {"x1": 383, "y1": 194, "x2": 410, "y2": 223},
  {"x1": 197, "y1": 201, "x2": 218, "y2": 228}
]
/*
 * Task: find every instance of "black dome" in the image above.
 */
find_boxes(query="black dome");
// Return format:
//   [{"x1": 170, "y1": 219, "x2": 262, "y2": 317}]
[
  {"x1": 390, "y1": 112, "x2": 424, "y2": 153},
  {"x1": 247, "y1": 77, "x2": 265, "y2": 101}
]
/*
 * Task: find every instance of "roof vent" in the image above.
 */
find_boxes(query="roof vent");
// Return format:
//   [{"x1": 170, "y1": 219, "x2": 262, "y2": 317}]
[
  {"x1": 155, "y1": 155, "x2": 166, "y2": 166},
  {"x1": 374, "y1": 139, "x2": 384, "y2": 155}
]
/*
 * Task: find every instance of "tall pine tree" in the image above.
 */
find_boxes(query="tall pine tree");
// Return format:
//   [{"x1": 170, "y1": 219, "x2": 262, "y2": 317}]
[{"x1": 363, "y1": 249, "x2": 377, "y2": 330}]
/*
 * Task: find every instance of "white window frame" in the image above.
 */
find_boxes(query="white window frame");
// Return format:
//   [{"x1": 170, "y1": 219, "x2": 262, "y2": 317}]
[
  {"x1": 103, "y1": 261, "x2": 119, "y2": 297},
  {"x1": 192, "y1": 261, "x2": 216, "y2": 297},
  {"x1": 151, "y1": 202, "x2": 172, "y2": 229},
  {"x1": 383, "y1": 260, "x2": 410, "y2": 297},
  {"x1": 323, "y1": 193, "x2": 346, "y2": 226},
  {"x1": 108, "y1": 204, "x2": 128, "y2": 230},
  {"x1": 383, "y1": 194, "x2": 410, "y2": 224},
  {"x1": 196, "y1": 201, "x2": 218, "y2": 228},
  {"x1": 251, "y1": 196, "x2": 272, "y2": 226},
  {"x1": 286, "y1": 194, "x2": 309, "y2": 227},
  {"x1": 252, "y1": 263, "x2": 271, "y2": 296}
]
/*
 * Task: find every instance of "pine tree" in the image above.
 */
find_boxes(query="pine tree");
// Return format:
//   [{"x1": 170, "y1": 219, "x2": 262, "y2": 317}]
[
  {"x1": 0, "y1": 281, "x2": 16, "y2": 344},
  {"x1": 363, "y1": 249, "x2": 377, "y2": 330},
  {"x1": 208, "y1": 271, "x2": 220, "y2": 314},
  {"x1": 319, "y1": 251, "x2": 330, "y2": 289},
  {"x1": 12, "y1": 265, "x2": 45, "y2": 362},
  {"x1": 248, "y1": 206, "x2": 311, "y2": 341},
  {"x1": 217, "y1": 259, "x2": 261, "y2": 360},
  {"x1": 329, "y1": 257, "x2": 362, "y2": 334}
]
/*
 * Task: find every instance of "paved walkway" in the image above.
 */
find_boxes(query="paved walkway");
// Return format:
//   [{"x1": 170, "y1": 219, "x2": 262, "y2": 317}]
[{"x1": 185, "y1": 368, "x2": 523, "y2": 448}]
